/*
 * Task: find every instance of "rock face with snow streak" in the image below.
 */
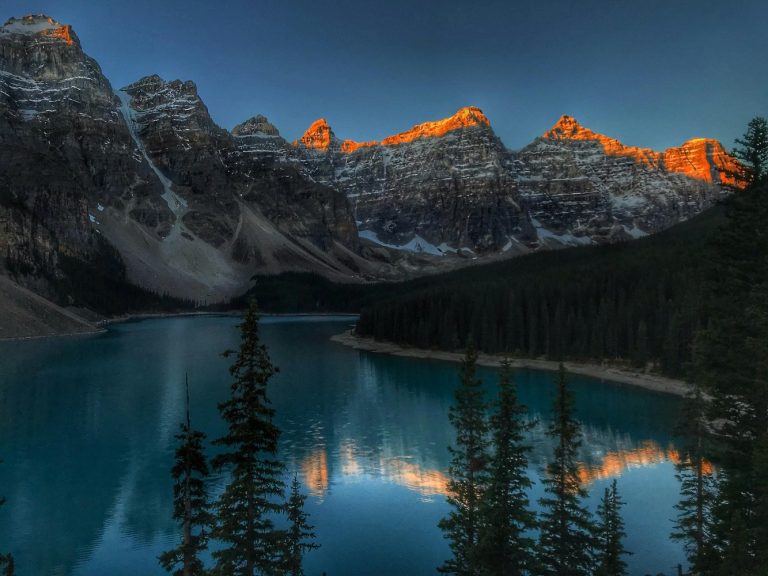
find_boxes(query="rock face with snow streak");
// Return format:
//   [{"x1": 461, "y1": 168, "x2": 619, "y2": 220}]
[
  {"x1": 292, "y1": 107, "x2": 529, "y2": 253},
  {"x1": 119, "y1": 74, "x2": 361, "y2": 262},
  {"x1": 513, "y1": 115, "x2": 739, "y2": 244},
  {"x1": 0, "y1": 15, "x2": 168, "y2": 289},
  {"x1": 283, "y1": 111, "x2": 739, "y2": 254},
  {"x1": 120, "y1": 75, "x2": 240, "y2": 247}
]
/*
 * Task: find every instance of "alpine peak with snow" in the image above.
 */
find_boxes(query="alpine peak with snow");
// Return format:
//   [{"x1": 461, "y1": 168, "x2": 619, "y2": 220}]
[{"x1": 0, "y1": 14, "x2": 742, "y2": 304}]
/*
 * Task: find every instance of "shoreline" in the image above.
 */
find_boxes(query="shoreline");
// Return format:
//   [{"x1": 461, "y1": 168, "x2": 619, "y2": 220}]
[
  {"x1": 99, "y1": 310, "x2": 359, "y2": 326},
  {"x1": 97, "y1": 310, "x2": 241, "y2": 327},
  {"x1": 331, "y1": 330, "x2": 691, "y2": 397},
  {"x1": 0, "y1": 310, "x2": 359, "y2": 342},
  {"x1": 0, "y1": 326, "x2": 106, "y2": 343}
]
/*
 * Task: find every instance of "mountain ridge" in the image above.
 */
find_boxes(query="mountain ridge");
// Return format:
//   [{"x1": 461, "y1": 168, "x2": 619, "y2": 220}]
[{"x1": 0, "y1": 13, "x2": 743, "y2": 310}]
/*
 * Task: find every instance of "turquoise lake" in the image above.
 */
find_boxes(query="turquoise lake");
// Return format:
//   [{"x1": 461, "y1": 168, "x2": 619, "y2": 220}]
[{"x1": 0, "y1": 316, "x2": 686, "y2": 575}]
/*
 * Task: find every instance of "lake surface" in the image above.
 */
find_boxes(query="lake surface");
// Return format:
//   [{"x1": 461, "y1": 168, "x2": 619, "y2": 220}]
[{"x1": 0, "y1": 316, "x2": 686, "y2": 575}]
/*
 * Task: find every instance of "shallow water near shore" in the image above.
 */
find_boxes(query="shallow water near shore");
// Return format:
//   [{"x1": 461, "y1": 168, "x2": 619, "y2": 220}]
[{"x1": 0, "y1": 315, "x2": 685, "y2": 575}]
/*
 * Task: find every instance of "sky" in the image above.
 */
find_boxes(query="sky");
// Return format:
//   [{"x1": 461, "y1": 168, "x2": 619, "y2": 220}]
[{"x1": 3, "y1": 0, "x2": 767, "y2": 150}]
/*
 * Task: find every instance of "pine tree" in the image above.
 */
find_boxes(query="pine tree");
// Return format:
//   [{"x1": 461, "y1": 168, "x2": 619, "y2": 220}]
[
  {"x1": 159, "y1": 376, "x2": 212, "y2": 576},
  {"x1": 477, "y1": 360, "x2": 537, "y2": 576},
  {"x1": 0, "y1": 554, "x2": 12, "y2": 576},
  {"x1": 688, "y1": 119, "x2": 768, "y2": 572},
  {"x1": 595, "y1": 480, "x2": 629, "y2": 576},
  {"x1": 283, "y1": 474, "x2": 319, "y2": 576},
  {"x1": 537, "y1": 364, "x2": 595, "y2": 576},
  {"x1": 732, "y1": 117, "x2": 768, "y2": 187},
  {"x1": 439, "y1": 344, "x2": 490, "y2": 576},
  {"x1": 211, "y1": 301, "x2": 286, "y2": 576}
]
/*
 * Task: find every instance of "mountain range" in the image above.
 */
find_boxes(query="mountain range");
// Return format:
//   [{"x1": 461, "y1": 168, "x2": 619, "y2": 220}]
[{"x1": 0, "y1": 14, "x2": 741, "y2": 309}]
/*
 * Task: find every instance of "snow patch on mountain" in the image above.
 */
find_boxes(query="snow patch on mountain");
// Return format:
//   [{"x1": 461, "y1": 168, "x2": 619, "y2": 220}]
[
  {"x1": 359, "y1": 230, "x2": 449, "y2": 256},
  {"x1": 1, "y1": 15, "x2": 61, "y2": 35},
  {"x1": 532, "y1": 218, "x2": 593, "y2": 247}
]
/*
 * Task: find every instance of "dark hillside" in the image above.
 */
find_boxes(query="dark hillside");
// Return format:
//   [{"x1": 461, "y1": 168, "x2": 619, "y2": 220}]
[{"x1": 354, "y1": 206, "x2": 728, "y2": 377}]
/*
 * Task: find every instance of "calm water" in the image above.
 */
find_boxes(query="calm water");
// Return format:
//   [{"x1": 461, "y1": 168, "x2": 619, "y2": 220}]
[{"x1": 0, "y1": 316, "x2": 685, "y2": 575}]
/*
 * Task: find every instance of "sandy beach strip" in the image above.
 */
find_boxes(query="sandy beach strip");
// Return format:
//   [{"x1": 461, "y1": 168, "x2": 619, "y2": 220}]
[{"x1": 331, "y1": 330, "x2": 690, "y2": 397}]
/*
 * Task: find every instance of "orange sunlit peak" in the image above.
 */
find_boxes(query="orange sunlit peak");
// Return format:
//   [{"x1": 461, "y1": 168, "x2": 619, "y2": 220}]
[
  {"x1": 545, "y1": 114, "x2": 584, "y2": 136},
  {"x1": 43, "y1": 24, "x2": 74, "y2": 45},
  {"x1": 4, "y1": 15, "x2": 75, "y2": 46},
  {"x1": 544, "y1": 115, "x2": 742, "y2": 186},
  {"x1": 295, "y1": 118, "x2": 336, "y2": 150},
  {"x1": 297, "y1": 106, "x2": 492, "y2": 154},
  {"x1": 663, "y1": 138, "x2": 743, "y2": 187},
  {"x1": 544, "y1": 114, "x2": 616, "y2": 144},
  {"x1": 378, "y1": 105, "x2": 491, "y2": 147}
]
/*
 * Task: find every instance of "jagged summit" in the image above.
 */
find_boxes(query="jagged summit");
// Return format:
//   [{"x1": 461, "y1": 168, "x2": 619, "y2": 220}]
[
  {"x1": 122, "y1": 74, "x2": 198, "y2": 95},
  {"x1": 295, "y1": 106, "x2": 493, "y2": 153},
  {"x1": 124, "y1": 73, "x2": 165, "y2": 88},
  {"x1": 543, "y1": 114, "x2": 596, "y2": 140},
  {"x1": 232, "y1": 115, "x2": 280, "y2": 137},
  {"x1": 1, "y1": 15, "x2": 75, "y2": 45},
  {"x1": 379, "y1": 106, "x2": 491, "y2": 146},
  {"x1": 540, "y1": 114, "x2": 740, "y2": 185},
  {"x1": 541, "y1": 113, "x2": 659, "y2": 164},
  {"x1": 296, "y1": 118, "x2": 336, "y2": 150}
]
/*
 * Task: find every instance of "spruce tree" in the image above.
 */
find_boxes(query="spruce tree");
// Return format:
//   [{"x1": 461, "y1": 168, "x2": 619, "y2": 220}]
[
  {"x1": 439, "y1": 344, "x2": 490, "y2": 576},
  {"x1": 159, "y1": 376, "x2": 212, "y2": 576},
  {"x1": 688, "y1": 119, "x2": 768, "y2": 572},
  {"x1": 283, "y1": 474, "x2": 319, "y2": 576},
  {"x1": 732, "y1": 117, "x2": 768, "y2": 186},
  {"x1": 477, "y1": 360, "x2": 537, "y2": 576},
  {"x1": 537, "y1": 364, "x2": 595, "y2": 576},
  {"x1": 212, "y1": 301, "x2": 286, "y2": 576},
  {"x1": 595, "y1": 480, "x2": 629, "y2": 576}
]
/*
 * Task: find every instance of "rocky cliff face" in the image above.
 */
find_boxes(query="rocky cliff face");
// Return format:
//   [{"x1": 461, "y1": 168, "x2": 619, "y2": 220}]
[
  {"x1": 513, "y1": 115, "x2": 738, "y2": 245},
  {"x1": 108, "y1": 74, "x2": 366, "y2": 299},
  {"x1": 291, "y1": 107, "x2": 527, "y2": 255},
  {"x1": 281, "y1": 111, "x2": 739, "y2": 255},
  {"x1": 0, "y1": 15, "x2": 364, "y2": 303},
  {"x1": 0, "y1": 15, "x2": 168, "y2": 296},
  {"x1": 225, "y1": 113, "x2": 359, "y2": 254},
  {"x1": 119, "y1": 75, "x2": 239, "y2": 247}
]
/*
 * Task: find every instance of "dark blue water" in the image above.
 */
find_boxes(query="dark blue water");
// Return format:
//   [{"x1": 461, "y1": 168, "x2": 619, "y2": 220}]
[{"x1": 0, "y1": 316, "x2": 685, "y2": 575}]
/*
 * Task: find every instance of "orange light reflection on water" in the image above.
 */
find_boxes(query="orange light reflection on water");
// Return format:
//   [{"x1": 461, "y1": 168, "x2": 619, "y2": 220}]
[{"x1": 301, "y1": 438, "x2": 708, "y2": 498}]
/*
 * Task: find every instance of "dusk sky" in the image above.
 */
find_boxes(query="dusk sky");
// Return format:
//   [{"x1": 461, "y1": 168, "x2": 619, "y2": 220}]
[{"x1": 4, "y1": 0, "x2": 767, "y2": 150}]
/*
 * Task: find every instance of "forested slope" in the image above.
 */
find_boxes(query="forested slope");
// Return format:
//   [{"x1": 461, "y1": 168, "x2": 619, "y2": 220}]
[{"x1": 355, "y1": 206, "x2": 728, "y2": 377}]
